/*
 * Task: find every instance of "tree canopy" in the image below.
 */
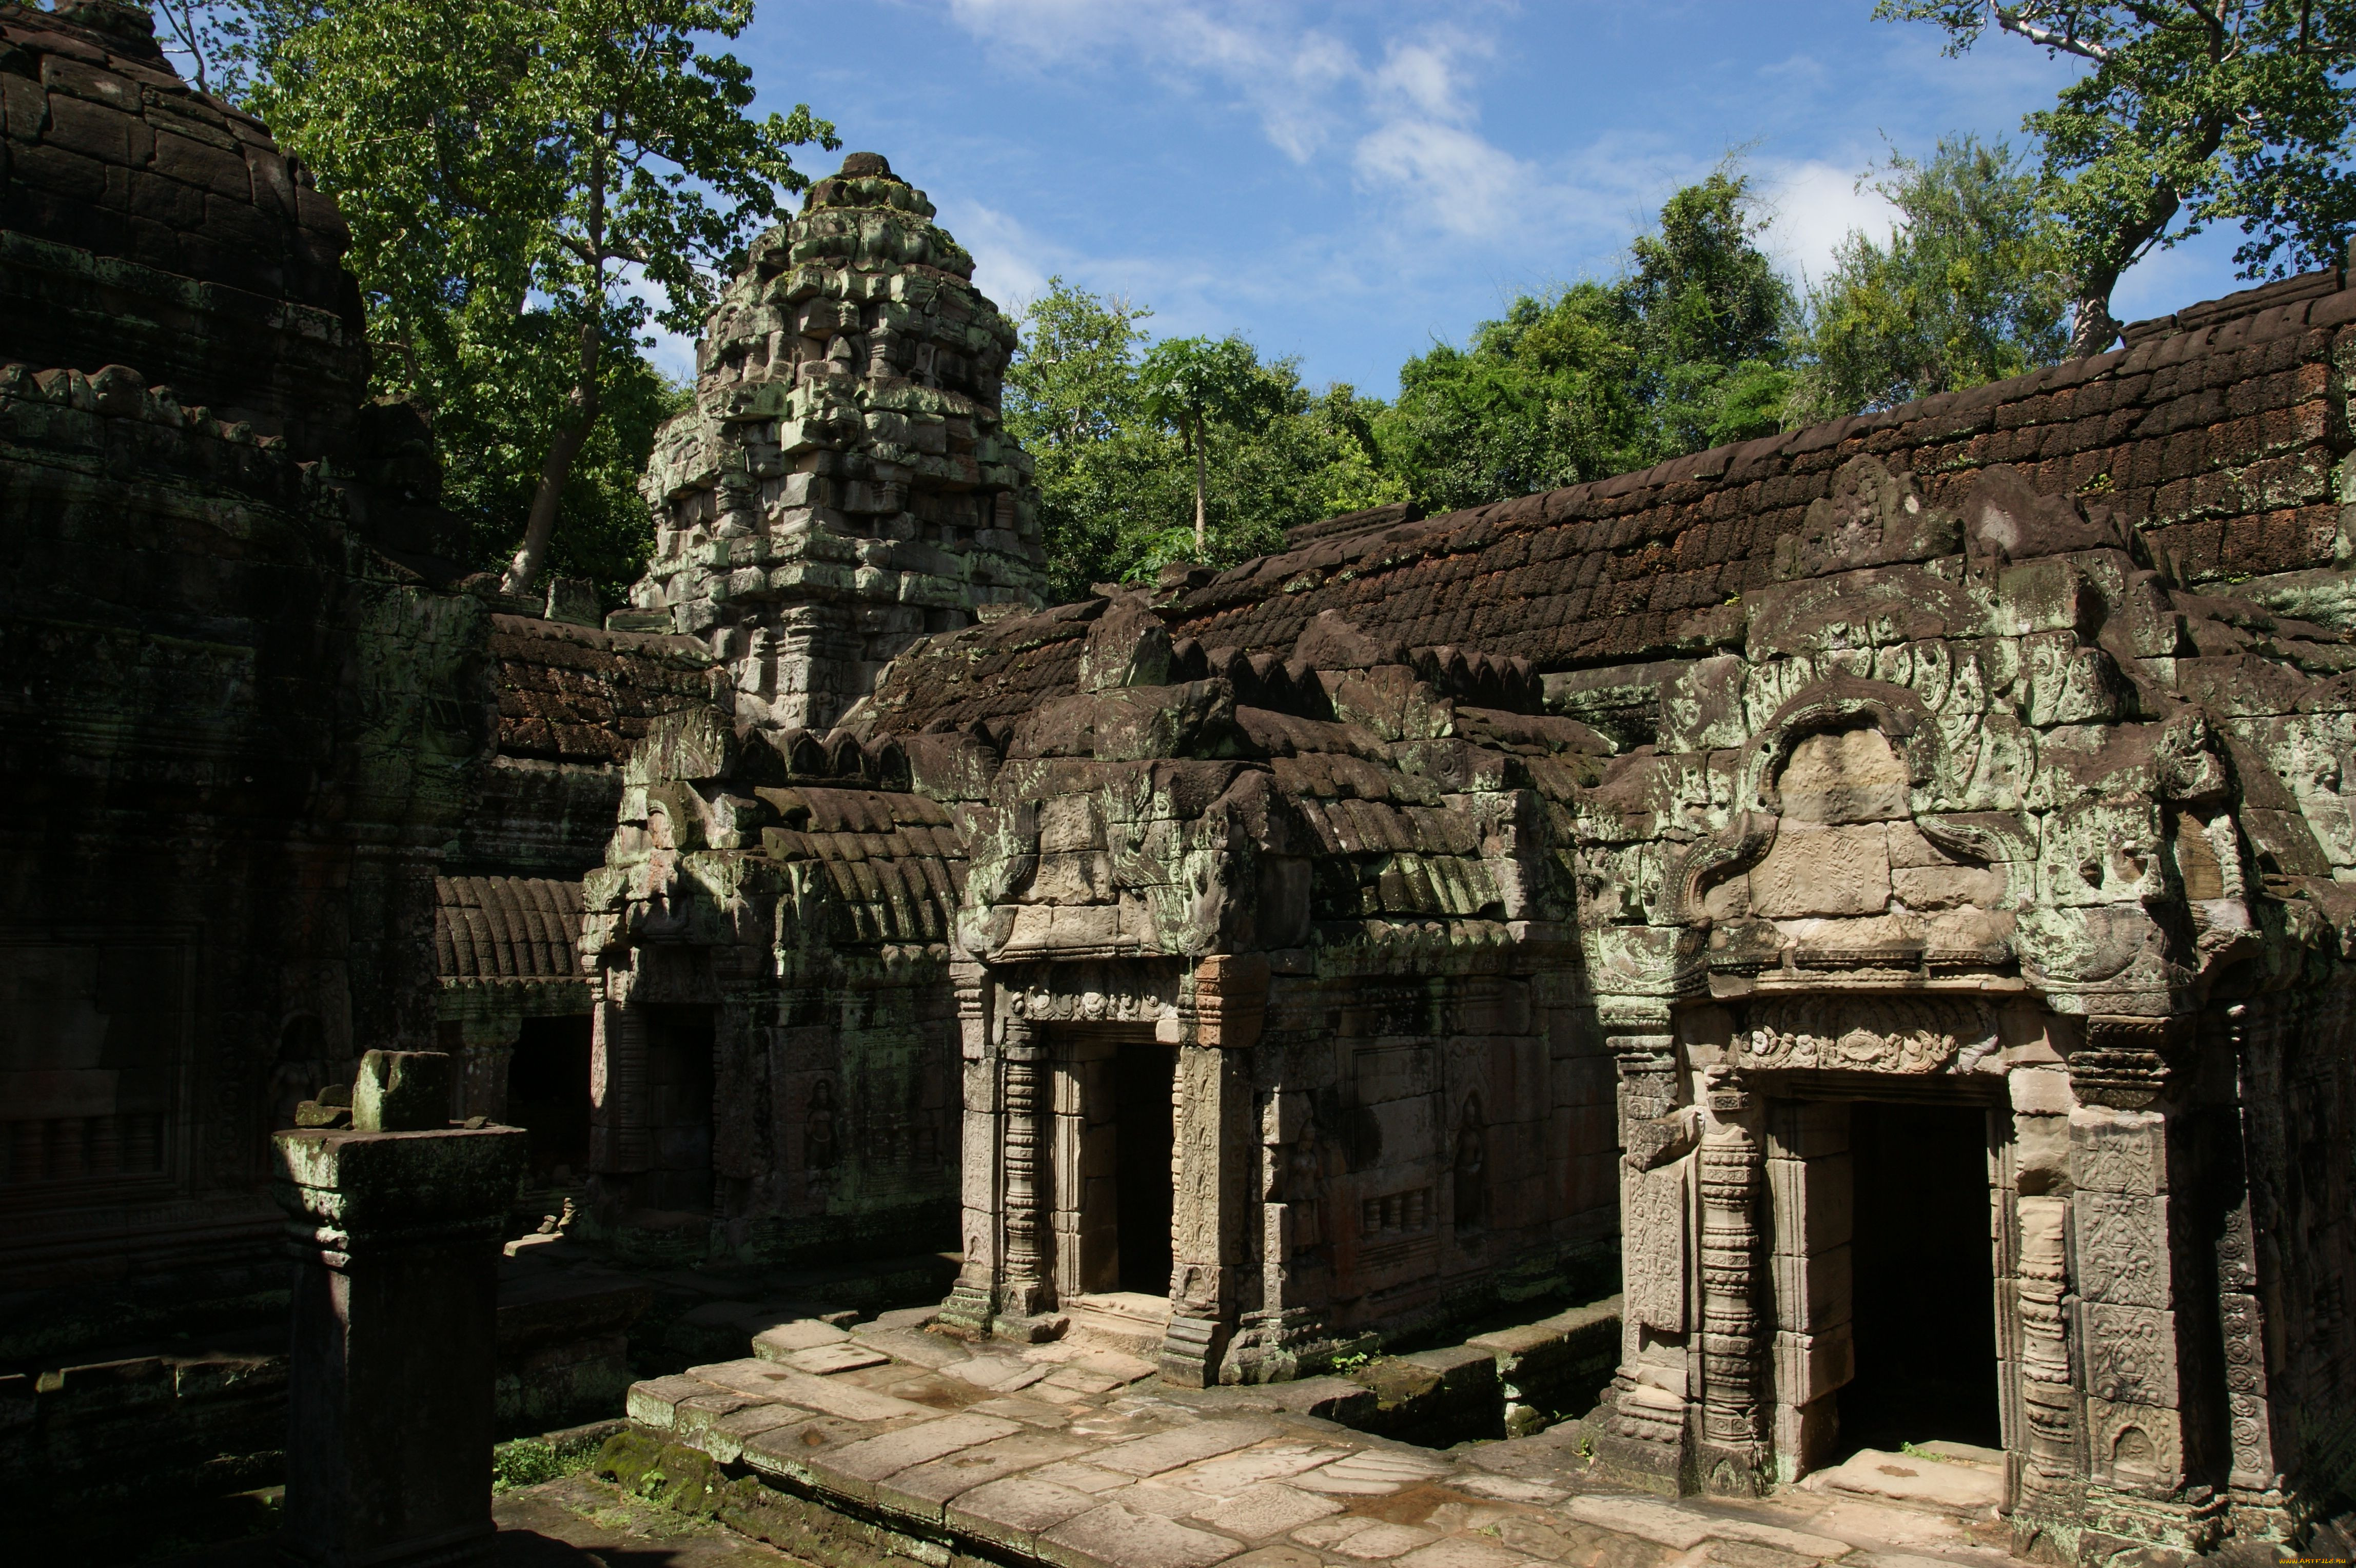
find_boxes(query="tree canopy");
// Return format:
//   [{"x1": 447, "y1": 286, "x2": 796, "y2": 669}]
[
  {"x1": 1790, "y1": 135, "x2": 2075, "y2": 423},
  {"x1": 255, "y1": 0, "x2": 836, "y2": 594},
  {"x1": 1879, "y1": 0, "x2": 2356, "y2": 352},
  {"x1": 1372, "y1": 168, "x2": 1795, "y2": 516},
  {"x1": 1002, "y1": 281, "x2": 1400, "y2": 599}
]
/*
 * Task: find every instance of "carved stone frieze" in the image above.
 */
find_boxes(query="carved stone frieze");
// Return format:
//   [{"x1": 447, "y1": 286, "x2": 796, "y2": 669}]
[{"x1": 1730, "y1": 996, "x2": 1997, "y2": 1074}]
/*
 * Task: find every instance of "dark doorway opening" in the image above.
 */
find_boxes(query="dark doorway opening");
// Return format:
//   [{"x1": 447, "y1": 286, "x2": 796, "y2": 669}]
[
  {"x1": 645, "y1": 1008, "x2": 715, "y2": 1213},
  {"x1": 1114, "y1": 1042, "x2": 1177, "y2": 1294},
  {"x1": 1841, "y1": 1101, "x2": 2002, "y2": 1453},
  {"x1": 507, "y1": 1015, "x2": 592, "y2": 1181}
]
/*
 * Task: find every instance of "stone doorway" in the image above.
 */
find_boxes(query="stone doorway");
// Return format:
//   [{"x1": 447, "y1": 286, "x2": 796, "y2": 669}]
[
  {"x1": 1839, "y1": 1100, "x2": 2002, "y2": 1456},
  {"x1": 1115, "y1": 1040, "x2": 1177, "y2": 1295},
  {"x1": 643, "y1": 1006, "x2": 715, "y2": 1213},
  {"x1": 507, "y1": 1015, "x2": 593, "y2": 1182},
  {"x1": 1046, "y1": 1026, "x2": 1180, "y2": 1324}
]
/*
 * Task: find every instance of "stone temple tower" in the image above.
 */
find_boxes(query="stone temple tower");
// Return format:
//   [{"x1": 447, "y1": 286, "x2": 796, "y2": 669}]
[{"x1": 621, "y1": 152, "x2": 1047, "y2": 731}]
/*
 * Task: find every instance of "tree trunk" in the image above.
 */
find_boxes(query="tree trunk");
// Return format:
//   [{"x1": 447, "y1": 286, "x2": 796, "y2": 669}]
[
  {"x1": 503, "y1": 123, "x2": 610, "y2": 599},
  {"x1": 1191, "y1": 414, "x2": 1208, "y2": 561},
  {"x1": 2069, "y1": 275, "x2": 2124, "y2": 359},
  {"x1": 501, "y1": 312, "x2": 602, "y2": 595}
]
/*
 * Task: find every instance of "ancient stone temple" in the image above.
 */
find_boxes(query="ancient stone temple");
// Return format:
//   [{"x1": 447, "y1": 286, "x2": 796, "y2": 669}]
[
  {"x1": 5, "y1": 26, "x2": 2355, "y2": 1554},
  {"x1": 591, "y1": 182, "x2": 2356, "y2": 1556},
  {"x1": 570, "y1": 152, "x2": 1047, "y2": 1264}
]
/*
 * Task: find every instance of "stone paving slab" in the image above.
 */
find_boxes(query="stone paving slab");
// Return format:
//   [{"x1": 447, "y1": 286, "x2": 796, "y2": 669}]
[
  {"x1": 752, "y1": 1319, "x2": 850, "y2": 1357},
  {"x1": 1808, "y1": 1452, "x2": 2002, "y2": 1515},
  {"x1": 951, "y1": 1475, "x2": 1108, "y2": 1554},
  {"x1": 1042, "y1": 1500, "x2": 1242, "y2": 1568},
  {"x1": 690, "y1": 1358, "x2": 934, "y2": 1422},
  {"x1": 632, "y1": 1308, "x2": 2034, "y2": 1568},
  {"x1": 886, "y1": 1428, "x2": 1093, "y2": 1519},
  {"x1": 1096, "y1": 1417, "x2": 1281, "y2": 1476}
]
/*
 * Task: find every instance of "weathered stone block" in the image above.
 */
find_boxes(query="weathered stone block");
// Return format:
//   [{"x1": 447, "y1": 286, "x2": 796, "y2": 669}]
[
  {"x1": 2083, "y1": 1303, "x2": 2181, "y2": 1405},
  {"x1": 1749, "y1": 823, "x2": 1890, "y2": 917}
]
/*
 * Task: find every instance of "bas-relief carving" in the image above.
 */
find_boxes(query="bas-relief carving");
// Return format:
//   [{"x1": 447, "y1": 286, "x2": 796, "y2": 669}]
[
  {"x1": 1730, "y1": 996, "x2": 1997, "y2": 1074},
  {"x1": 2083, "y1": 1303, "x2": 2181, "y2": 1407},
  {"x1": 2072, "y1": 1192, "x2": 2170, "y2": 1308},
  {"x1": 1626, "y1": 1162, "x2": 1689, "y2": 1334}
]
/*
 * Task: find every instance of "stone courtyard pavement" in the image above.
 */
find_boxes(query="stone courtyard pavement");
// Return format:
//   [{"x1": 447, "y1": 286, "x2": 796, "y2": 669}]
[{"x1": 623, "y1": 1309, "x2": 2025, "y2": 1568}]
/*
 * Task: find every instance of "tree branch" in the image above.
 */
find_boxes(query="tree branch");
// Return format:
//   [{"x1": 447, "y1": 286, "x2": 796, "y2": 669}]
[{"x1": 1994, "y1": 6, "x2": 2114, "y2": 62}]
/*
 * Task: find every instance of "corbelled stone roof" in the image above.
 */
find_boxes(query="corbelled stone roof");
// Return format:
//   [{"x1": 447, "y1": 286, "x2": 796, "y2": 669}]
[
  {"x1": 434, "y1": 874, "x2": 585, "y2": 982},
  {"x1": 492, "y1": 614, "x2": 718, "y2": 766},
  {"x1": 857, "y1": 266, "x2": 2356, "y2": 738}
]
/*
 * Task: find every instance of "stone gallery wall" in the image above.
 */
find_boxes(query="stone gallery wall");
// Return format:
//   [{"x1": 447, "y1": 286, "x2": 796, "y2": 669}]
[
  {"x1": 0, "y1": 0, "x2": 490, "y2": 1515},
  {"x1": 827, "y1": 262, "x2": 2356, "y2": 1555},
  {"x1": 578, "y1": 708, "x2": 964, "y2": 1265},
  {"x1": 0, "y1": 1, "x2": 362, "y2": 459}
]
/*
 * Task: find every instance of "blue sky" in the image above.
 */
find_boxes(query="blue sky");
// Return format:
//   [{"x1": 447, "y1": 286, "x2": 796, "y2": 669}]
[{"x1": 710, "y1": 0, "x2": 2260, "y2": 396}]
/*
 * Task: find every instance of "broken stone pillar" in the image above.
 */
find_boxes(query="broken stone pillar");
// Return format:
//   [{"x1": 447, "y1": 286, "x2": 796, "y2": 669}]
[{"x1": 274, "y1": 1050, "x2": 525, "y2": 1567}]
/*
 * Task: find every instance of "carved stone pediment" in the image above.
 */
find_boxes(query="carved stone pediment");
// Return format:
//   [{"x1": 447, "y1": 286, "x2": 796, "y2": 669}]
[{"x1": 1732, "y1": 995, "x2": 1996, "y2": 1073}]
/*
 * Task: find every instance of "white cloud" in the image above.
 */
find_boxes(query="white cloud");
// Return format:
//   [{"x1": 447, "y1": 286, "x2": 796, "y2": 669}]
[
  {"x1": 1755, "y1": 156, "x2": 1902, "y2": 287},
  {"x1": 938, "y1": 198, "x2": 1057, "y2": 310},
  {"x1": 939, "y1": 0, "x2": 1358, "y2": 161}
]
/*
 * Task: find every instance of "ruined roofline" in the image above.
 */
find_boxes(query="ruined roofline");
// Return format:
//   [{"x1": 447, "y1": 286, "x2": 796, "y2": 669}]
[
  {"x1": 1204, "y1": 264, "x2": 2355, "y2": 614},
  {"x1": 1153, "y1": 263, "x2": 2356, "y2": 675},
  {"x1": 855, "y1": 260, "x2": 2356, "y2": 737}
]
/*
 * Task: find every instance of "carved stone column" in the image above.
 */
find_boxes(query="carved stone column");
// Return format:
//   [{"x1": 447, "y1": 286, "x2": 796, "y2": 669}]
[
  {"x1": 2063, "y1": 1030, "x2": 2222, "y2": 1553},
  {"x1": 1696, "y1": 1077, "x2": 1770, "y2": 1496},
  {"x1": 1221, "y1": 1085, "x2": 1345, "y2": 1384},
  {"x1": 2013, "y1": 1192, "x2": 2079, "y2": 1518},
  {"x1": 993, "y1": 1015, "x2": 1055, "y2": 1332},
  {"x1": 274, "y1": 1051, "x2": 524, "y2": 1567},
  {"x1": 2217, "y1": 1002, "x2": 2286, "y2": 1537},
  {"x1": 586, "y1": 970, "x2": 649, "y2": 1230},
  {"x1": 1596, "y1": 1009, "x2": 1694, "y2": 1496}
]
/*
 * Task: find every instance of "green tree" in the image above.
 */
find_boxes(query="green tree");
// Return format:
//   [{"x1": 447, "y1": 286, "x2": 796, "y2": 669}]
[
  {"x1": 1792, "y1": 135, "x2": 2075, "y2": 422},
  {"x1": 1375, "y1": 284, "x2": 1648, "y2": 514},
  {"x1": 1879, "y1": 1, "x2": 2356, "y2": 354},
  {"x1": 1138, "y1": 335, "x2": 1287, "y2": 560},
  {"x1": 142, "y1": 0, "x2": 318, "y2": 99},
  {"x1": 427, "y1": 301, "x2": 689, "y2": 603},
  {"x1": 1370, "y1": 167, "x2": 1795, "y2": 514},
  {"x1": 1003, "y1": 280, "x2": 1403, "y2": 597},
  {"x1": 255, "y1": 0, "x2": 836, "y2": 594},
  {"x1": 1621, "y1": 167, "x2": 1797, "y2": 452}
]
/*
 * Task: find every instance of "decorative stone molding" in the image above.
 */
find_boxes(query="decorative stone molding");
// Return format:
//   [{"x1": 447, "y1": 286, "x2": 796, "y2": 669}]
[{"x1": 1729, "y1": 995, "x2": 1999, "y2": 1075}]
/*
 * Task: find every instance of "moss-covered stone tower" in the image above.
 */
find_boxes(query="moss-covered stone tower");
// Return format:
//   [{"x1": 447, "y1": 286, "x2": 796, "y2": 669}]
[{"x1": 625, "y1": 151, "x2": 1046, "y2": 733}]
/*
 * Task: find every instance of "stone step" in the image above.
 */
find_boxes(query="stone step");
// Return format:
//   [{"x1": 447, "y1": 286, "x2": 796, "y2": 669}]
[
  {"x1": 1059, "y1": 1292, "x2": 1169, "y2": 1353},
  {"x1": 1807, "y1": 1447, "x2": 2005, "y2": 1516}
]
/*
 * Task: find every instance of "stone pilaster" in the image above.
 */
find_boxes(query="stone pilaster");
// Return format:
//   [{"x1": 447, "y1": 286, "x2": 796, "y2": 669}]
[
  {"x1": 1596, "y1": 1007, "x2": 1692, "y2": 1495},
  {"x1": 1764, "y1": 1099, "x2": 1852, "y2": 1480},
  {"x1": 2063, "y1": 1092, "x2": 2224, "y2": 1554},
  {"x1": 939, "y1": 961, "x2": 999, "y2": 1331},
  {"x1": 2216, "y1": 1002, "x2": 2288, "y2": 1537},
  {"x1": 1162, "y1": 955, "x2": 1266, "y2": 1385}
]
